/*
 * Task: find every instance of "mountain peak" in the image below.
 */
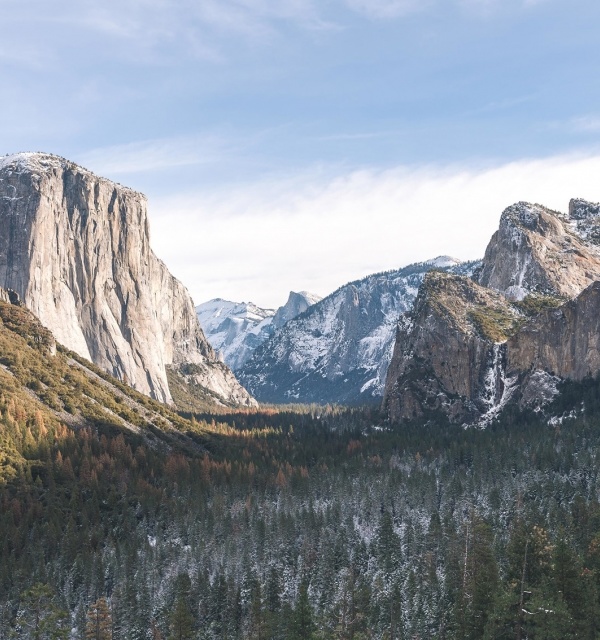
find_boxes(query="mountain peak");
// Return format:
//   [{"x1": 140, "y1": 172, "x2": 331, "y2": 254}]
[
  {"x1": 272, "y1": 291, "x2": 322, "y2": 330},
  {"x1": 424, "y1": 255, "x2": 462, "y2": 269},
  {"x1": 196, "y1": 291, "x2": 321, "y2": 371},
  {"x1": 477, "y1": 200, "x2": 600, "y2": 301}
]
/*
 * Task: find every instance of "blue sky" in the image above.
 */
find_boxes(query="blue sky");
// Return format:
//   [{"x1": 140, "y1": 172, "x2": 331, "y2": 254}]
[{"x1": 4, "y1": 0, "x2": 600, "y2": 307}]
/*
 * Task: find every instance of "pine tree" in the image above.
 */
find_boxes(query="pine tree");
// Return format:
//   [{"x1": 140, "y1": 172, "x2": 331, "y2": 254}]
[
  {"x1": 169, "y1": 574, "x2": 195, "y2": 640},
  {"x1": 85, "y1": 597, "x2": 112, "y2": 640},
  {"x1": 377, "y1": 510, "x2": 400, "y2": 576},
  {"x1": 13, "y1": 583, "x2": 69, "y2": 640},
  {"x1": 249, "y1": 580, "x2": 265, "y2": 640},
  {"x1": 466, "y1": 519, "x2": 498, "y2": 640},
  {"x1": 289, "y1": 581, "x2": 315, "y2": 640}
]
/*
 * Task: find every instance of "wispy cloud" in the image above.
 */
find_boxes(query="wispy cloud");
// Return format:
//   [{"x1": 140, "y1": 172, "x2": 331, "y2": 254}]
[
  {"x1": 342, "y1": 0, "x2": 430, "y2": 19},
  {"x1": 148, "y1": 152, "x2": 600, "y2": 308},
  {"x1": 0, "y1": 0, "x2": 330, "y2": 71},
  {"x1": 77, "y1": 135, "x2": 240, "y2": 176},
  {"x1": 457, "y1": 0, "x2": 550, "y2": 14},
  {"x1": 569, "y1": 116, "x2": 600, "y2": 133}
]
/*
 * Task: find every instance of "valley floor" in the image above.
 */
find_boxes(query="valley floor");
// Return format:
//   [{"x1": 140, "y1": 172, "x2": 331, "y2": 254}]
[{"x1": 3, "y1": 381, "x2": 600, "y2": 639}]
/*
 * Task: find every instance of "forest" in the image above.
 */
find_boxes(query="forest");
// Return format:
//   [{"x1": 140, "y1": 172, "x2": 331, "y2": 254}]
[
  {"x1": 1, "y1": 288, "x2": 599, "y2": 639},
  {"x1": 2, "y1": 364, "x2": 600, "y2": 639}
]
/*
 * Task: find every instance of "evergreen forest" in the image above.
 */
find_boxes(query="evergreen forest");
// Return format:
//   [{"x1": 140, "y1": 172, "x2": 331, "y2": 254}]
[{"x1": 2, "y1": 300, "x2": 600, "y2": 638}]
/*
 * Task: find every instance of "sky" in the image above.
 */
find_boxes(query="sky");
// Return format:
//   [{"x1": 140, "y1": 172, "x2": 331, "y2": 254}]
[{"x1": 3, "y1": 0, "x2": 600, "y2": 308}]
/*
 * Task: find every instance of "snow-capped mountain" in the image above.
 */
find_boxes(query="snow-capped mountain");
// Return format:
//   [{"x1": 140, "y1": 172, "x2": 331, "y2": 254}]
[
  {"x1": 196, "y1": 291, "x2": 321, "y2": 371},
  {"x1": 237, "y1": 257, "x2": 479, "y2": 405}
]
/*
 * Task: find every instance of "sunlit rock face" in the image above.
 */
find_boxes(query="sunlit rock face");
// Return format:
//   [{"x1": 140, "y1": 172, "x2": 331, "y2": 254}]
[
  {"x1": 384, "y1": 198, "x2": 600, "y2": 425},
  {"x1": 507, "y1": 280, "x2": 600, "y2": 383},
  {"x1": 0, "y1": 152, "x2": 255, "y2": 407},
  {"x1": 382, "y1": 272, "x2": 522, "y2": 425},
  {"x1": 476, "y1": 201, "x2": 600, "y2": 301}
]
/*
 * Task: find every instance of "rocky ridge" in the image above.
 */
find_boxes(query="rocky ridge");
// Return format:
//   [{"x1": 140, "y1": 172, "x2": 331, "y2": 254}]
[
  {"x1": 196, "y1": 291, "x2": 321, "y2": 371},
  {"x1": 383, "y1": 272, "x2": 524, "y2": 424},
  {"x1": 476, "y1": 201, "x2": 600, "y2": 300},
  {"x1": 238, "y1": 257, "x2": 478, "y2": 405},
  {"x1": 0, "y1": 152, "x2": 255, "y2": 408},
  {"x1": 384, "y1": 198, "x2": 600, "y2": 425}
]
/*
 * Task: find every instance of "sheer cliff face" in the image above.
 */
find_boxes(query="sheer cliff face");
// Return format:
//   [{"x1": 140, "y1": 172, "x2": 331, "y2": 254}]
[
  {"x1": 508, "y1": 281, "x2": 600, "y2": 381},
  {"x1": 0, "y1": 153, "x2": 255, "y2": 407},
  {"x1": 382, "y1": 272, "x2": 521, "y2": 424},
  {"x1": 476, "y1": 201, "x2": 600, "y2": 301},
  {"x1": 384, "y1": 198, "x2": 600, "y2": 425}
]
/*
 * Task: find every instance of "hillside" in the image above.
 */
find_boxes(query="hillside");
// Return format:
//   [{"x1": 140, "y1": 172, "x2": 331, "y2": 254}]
[
  {"x1": 3, "y1": 283, "x2": 600, "y2": 637},
  {"x1": 0, "y1": 290, "x2": 231, "y2": 475}
]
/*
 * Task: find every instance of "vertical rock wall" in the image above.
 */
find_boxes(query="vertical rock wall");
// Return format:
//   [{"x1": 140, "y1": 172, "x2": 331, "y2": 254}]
[{"x1": 0, "y1": 153, "x2": 254, "y2": 406}]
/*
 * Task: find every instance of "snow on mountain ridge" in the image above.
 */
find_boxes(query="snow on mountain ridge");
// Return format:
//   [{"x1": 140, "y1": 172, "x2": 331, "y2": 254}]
[
  {"x1": 238, "y1": 257, "x2": 480, "y2": 405},
  {"x1": 196, "y1": 291, "x2": 321, "y2": 371}
]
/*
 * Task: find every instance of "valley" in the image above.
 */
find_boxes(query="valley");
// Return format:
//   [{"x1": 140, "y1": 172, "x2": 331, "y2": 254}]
[{"x1": 2, "y1": 153, "x2": 600, "y2": 638}]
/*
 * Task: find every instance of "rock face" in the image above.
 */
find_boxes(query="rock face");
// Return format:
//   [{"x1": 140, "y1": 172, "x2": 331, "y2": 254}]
[
  {"x1": 271, "y1": 291, "x2": 321, "y2": 330},
  {"x1": 382, "y1": 272, "x2": 521, "y2": 424},
  {"x1": 196, "y1": 291, "x2": 321, "y2": 371},
  {"x1": 238, "y1": 257, "x2": 478, "y2": 405},
  {"x1": 384, "y1": 198, "x2": 600, "y2": 425},
  {"x1": 0, "y1": 152, "x2": 255, "y2": 407},
  {"x1": 476, "y1": 201, "x2": 600, "y2": 300},
  {"x1": 507, "y1": 281, "x2": 600, "y2": 381}
]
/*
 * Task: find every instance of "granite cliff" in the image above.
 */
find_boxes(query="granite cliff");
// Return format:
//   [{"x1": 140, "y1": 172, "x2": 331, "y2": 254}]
[
  {"x1": 382, "y1": 272, "x2": 522, "y2": 424},
  {"x1": 384, "y1": 198, "x2": 600, "y2": 425},
  {"x1": 476, "y1": 201, "x2": 600, "y2": 300},
  {"x1": 0, "y1": 152, "x2": 255, "y2": 408},
  {"x1": 507, "y1": 280, "x2": 600, "y2": 383}
]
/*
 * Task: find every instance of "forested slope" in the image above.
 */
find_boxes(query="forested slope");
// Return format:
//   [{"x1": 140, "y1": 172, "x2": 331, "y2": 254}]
[{"x1": 2, "y1": 294, "x2": 600, "y2": 638}]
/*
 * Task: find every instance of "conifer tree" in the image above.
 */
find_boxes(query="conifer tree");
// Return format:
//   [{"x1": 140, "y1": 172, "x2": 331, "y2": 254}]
[
  {"x1": 289, "y1": 580, "x2": 315, "y2": 640},
  {"x1": 169, "y1": 574, "x2": 195, "y2": 640},
  {"x1": 13, "y1": 583, "x2": 69, "y2": 640},
  {"x1": 85, "y1": 597, "x2": 112, "y2": 640}
]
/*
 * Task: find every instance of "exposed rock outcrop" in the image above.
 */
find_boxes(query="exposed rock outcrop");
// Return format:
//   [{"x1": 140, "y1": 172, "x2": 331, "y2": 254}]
[
  {"x1": 382, "y1": 272, "x2": 521, "y2": 424},
  {"x1": 476, "y1": 201, "x2": 600, "y2": 300},
  {"x1": 507, "y1": 280, "x2": 600, "y2": 381},
  {"x1": 271, "y1": 291, "x2": 321, "y2": 330},
  {"x1": 0, "y1": 152, "x2": 255, "y2": 407}
]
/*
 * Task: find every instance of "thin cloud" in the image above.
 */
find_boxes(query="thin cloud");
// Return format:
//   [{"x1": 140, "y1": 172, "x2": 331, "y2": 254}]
[
  {"x1": 569, "y1": 116, "x2": 600, "y2": 133},
  {"x1": 457, "y1": 0, "x2": 549, "y2": 14},
  {"x1": 77, "y1": 135, "x2": 238, "y2": 176},
  {"x1": 343, "y1": 0, "x2": 431, "y2": 19},
  {"x1": 148, "y1": 152, "x2": 600, "y2": 309},
  {"x1": 0, "y1": 0, "x2": 326, "y2": 70}
]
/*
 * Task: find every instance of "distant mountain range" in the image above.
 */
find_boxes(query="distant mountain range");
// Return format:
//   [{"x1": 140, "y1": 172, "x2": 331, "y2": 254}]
[
  {"x1": 234, "y1": 257, "x2": 479, "y2": 405},
  {"x1": 196, "y1": 291, "x2": 322, "y2": 371}
]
